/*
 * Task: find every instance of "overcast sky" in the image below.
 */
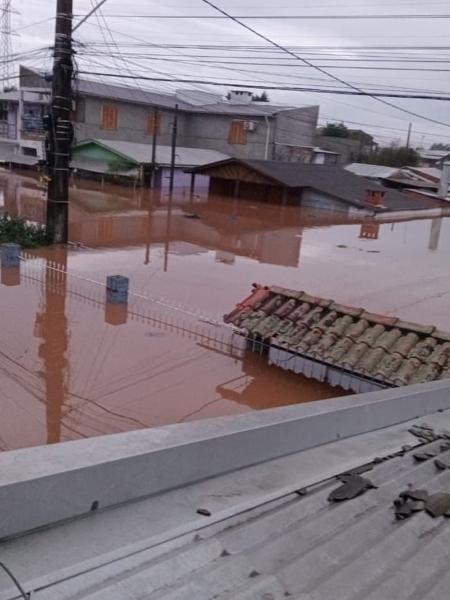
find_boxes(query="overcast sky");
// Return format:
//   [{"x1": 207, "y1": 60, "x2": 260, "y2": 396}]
[{"x1": 11, "y1": 0, "x2": 450, "y2": 147}]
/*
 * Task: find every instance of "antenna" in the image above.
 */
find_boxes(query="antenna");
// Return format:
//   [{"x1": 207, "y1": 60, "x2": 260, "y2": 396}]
[{"x1": 0, "y1": 0, "x2": 13, "y2": 90}]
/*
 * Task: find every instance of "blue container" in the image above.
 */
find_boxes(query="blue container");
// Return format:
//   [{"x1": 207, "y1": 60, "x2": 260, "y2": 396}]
[
  {"x1": 0, "y1": 243, "x2": 21, "y2": 268},
  {"x1": 106, "y1": 275, "x2": 129, "y2": 304}
]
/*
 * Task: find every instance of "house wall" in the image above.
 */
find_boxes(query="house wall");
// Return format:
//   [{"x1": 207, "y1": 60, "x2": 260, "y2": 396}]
[
  {"x1": 159, "y1": 168, "x2": 209, "y2": 193},
  {"x1": 75, "y1": 96, "x2": 190, "y2": 147},
  {"x1": 184, "y1": 112, "x2": 270, "y2": 159},
  {"x1": 315, "y1": 135, "x2": 368, "y2": 165},
  {"x1": 273, "y1": 107, "x2": 319, "y2": 153},
  {"x1": 302, "y1": 189, "x2": 354, "y2": 213},
  {"x1": 208, "y1": 177, "x2": 301, "y2": 204},
  {"x1": 76, "y1": 100, "x2": 319, "y2": 161}
]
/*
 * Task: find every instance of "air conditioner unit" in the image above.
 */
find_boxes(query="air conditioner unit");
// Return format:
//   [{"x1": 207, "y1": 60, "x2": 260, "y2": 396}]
[{"x1": 243, "y1": 121, "x2": 257, "y2": 132}]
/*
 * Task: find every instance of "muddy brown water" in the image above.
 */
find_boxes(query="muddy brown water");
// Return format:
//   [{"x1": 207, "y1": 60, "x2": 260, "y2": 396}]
[{"x1": 1, "y1": 171, "x2": 449, "y2": 451}]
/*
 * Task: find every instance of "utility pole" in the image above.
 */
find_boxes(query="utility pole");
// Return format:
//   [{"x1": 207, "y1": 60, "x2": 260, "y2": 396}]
[
  {"x1": 406, "y1": 123, "x2": 412, "y2": 149},
  {"x1": 46, "y1": 0, "x2": 73, "y2": 244},
  {"x1": 165, "y1": 104, "x2": 179, "y2": 272},
  {"x1": 168, "y1": 104, "x2": 179, "y2": 197},
  {"x1": 150, "y1": 108, "x2": 159, "y2": 188}
]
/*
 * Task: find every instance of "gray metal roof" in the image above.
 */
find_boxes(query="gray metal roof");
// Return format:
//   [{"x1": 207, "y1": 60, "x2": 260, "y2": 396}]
[
  {"x1": 74, "y1": 138, "x2": 229, "y2": 167},
  {"x1": 418, "y1": 149, "x2": 450, "y2": 160},
  {"x1": 76, "y1": 78, "x2": 301, "y2": 116},
  {"x1": 3, "y1": 405, "x2": 450, "y2": 600},
  {"x1": 192, "y1": 158, "x2": 443, "y2": 211},
  {"x1": 345, "y1": 162, "x2": 400, "y2": 179},
  {"x1": 406, "y1": 166, "x2": 443, "y2": 182}
]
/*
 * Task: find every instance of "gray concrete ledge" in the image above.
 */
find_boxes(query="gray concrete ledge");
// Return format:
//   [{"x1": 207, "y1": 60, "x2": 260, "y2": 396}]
[{"x1": 1, "y1": 379, "x2": 450, "y2": 540}]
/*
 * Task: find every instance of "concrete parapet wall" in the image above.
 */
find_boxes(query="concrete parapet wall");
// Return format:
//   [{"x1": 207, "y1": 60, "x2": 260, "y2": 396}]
[{"x1": 1, "y1": 379, "x2": 450, "y2": 540}]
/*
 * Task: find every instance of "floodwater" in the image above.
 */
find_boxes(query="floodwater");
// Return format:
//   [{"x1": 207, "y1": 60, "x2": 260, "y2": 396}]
[{"x1": 1, "y1": 170, "x2": 450, "y2": 451}]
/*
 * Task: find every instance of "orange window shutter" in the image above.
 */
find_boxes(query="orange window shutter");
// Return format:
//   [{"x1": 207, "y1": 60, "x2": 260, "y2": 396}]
[
  {"x1": 102, "y1": 106, "x2": 118, "y2": 130},
  {"x1": 148, "y1": 111, "x2": 160, "y2": 135},
  {"x1": 228, "y1": 121, "x2": 247, "y2": 145}
]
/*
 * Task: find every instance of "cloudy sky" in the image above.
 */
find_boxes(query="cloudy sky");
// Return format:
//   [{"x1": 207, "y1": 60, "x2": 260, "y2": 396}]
[{"x1": 10, "y1": 0, "x2": 450, "y2": 147}]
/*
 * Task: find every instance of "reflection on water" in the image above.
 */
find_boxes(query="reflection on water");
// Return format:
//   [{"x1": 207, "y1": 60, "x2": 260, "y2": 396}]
[
  {"x1": 0, "y1": 250, "x2": 342, "y2": 451},
  {"x1": 1, "y1": 170, "x2": 450, "y2": 451}
]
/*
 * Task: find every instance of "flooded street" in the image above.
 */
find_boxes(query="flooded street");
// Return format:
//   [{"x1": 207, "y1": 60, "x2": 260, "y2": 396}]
[{"x1": 1, "y1": 170, "x2": 450, "y2": 451}]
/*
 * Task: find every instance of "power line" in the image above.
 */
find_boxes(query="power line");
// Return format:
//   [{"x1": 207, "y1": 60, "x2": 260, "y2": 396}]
[
  {"x1": 84, "y1": 14, "x2": 450, "y2": 20},
  {"x1": 73, "y1": 0, "x2": 108, "y2": 33},
  {"x1": 199, "y1": 0, "x2": 450, "y2": 128},
  {"x1": 76, "y1": 50, "x2": 450, "y2": 98},
  {"x1": 76, "y1": 71, "x2": 450, "y2": 101},
  {"x1": 77, "y1": 52, "x2": 450, "y2": 73}
]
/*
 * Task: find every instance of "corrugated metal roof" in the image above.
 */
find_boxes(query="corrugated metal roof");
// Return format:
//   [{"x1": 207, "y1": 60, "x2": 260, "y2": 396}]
[
  {"x1": 406, "y1": 166, "x2": 443, "y2": 182},
  {"x1": 191, "y1": 433, "x2": 450, "y2": 600},
  {"x1": 225, "y1": 285, "x2": 450, "y2": 389},
  {"x1": 74, "y1": 139, "x2": 229, "y2": 167},
  {"x1": 419, "y1": 149, "x2": 450, "y2": 160},
  {"x1": 76, "y1": 79, "x2": 300, "y2": 116},
  {"x1": 345, "y1": 162, "x2": 400, "y2": 179},
  {"x1": 4, "y1": 413, "x2": 450, "y2": 599}
]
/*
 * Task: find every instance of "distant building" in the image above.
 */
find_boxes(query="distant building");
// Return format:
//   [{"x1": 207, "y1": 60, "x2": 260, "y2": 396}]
[
  {"x1": 346, "y1": 163, "x2": 450, "y2": 198},
  {"x1": 315, "y1": 135, "x2": 370, "y2": 165},
  {"x1": 72, "y1": 138, "x2": 228, "y2": 189},
  {"x1": 18, "y1": 66, "x2": 320, "y2": 164},
  {"x1": 417, "y1": 149, "x2": 450, "y2": 168}
]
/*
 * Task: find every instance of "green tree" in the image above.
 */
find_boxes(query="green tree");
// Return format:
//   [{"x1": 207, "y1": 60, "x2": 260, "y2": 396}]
[
  {"x1": 348, "y1": 129, "x2": 375, "y2": 148},
  {"x1": 320, "y1": 122, "x2": 350, "y2": 138},
  {"x1": 252, "y1": 91, "x2": 269, "y2": 102},
  {"x1": 360, "y1": 145, "x2": 419, "y2": 167}
]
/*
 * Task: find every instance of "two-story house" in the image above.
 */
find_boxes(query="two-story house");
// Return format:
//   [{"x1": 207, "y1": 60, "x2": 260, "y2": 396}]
[{"x1": 18, "y1": 66, "x2": 320, "y2": 165}]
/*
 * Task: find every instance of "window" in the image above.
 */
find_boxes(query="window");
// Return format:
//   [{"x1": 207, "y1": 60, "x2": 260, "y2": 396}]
[
  {"x1": 101, "y1": 105, "x2": 118, "y2": 130},
  {"x1": 147, "y1": 110, "x2": 160, "y2": 136},
  {"x1": 228, "y1": 120, "x2": 247, "y2": 145},
  {"x1": 23, "y1": 147, "x2": 38, "y2": 157},
  {"x1": 0, "y1": 101, "x2": 8, "y2": 122}
]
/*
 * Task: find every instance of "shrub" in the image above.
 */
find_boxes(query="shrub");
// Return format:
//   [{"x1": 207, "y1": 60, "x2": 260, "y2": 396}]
[{"x1": 0, "y1": 215, "x2": 49, "y2": 248}]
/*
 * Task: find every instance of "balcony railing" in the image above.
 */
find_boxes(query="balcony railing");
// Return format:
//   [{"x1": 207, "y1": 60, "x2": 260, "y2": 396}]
[{"x1": 0, "y1": 121, "x2": 18, "y2": 140}]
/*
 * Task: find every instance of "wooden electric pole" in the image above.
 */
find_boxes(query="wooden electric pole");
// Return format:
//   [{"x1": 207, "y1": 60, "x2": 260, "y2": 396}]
[
  {"x1": 46, "y1": 0, "x2": 73, "y2": 244},
  {"x1": 150, "y1": 108, "x2": 159, "y2": 188},
  {"x1": 168, "y1": 104, "x2": 179, "y2": 197},
  {"x1": 406, "y1": 123, "x2": 412, "y2": 149}
]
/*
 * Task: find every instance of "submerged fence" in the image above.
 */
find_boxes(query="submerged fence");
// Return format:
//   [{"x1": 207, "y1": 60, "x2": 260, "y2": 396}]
[{"x1": 19, "y1": 251, "x2": 247, "y2": 357}]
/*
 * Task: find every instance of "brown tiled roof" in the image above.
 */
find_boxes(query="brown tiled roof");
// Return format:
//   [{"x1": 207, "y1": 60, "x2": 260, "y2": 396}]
[{"x1": 225, "y1": 285, "x2": 450, "y2": 387}]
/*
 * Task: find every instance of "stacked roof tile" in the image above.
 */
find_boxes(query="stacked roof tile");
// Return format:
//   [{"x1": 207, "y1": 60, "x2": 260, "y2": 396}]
[{"x1": 225, "y1": 285, "x2": 450, "y2": 387}]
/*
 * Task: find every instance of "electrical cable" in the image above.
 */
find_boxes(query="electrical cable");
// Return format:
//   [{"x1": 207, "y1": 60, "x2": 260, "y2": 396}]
[
  {"x1": 199, "y1": 0, "x2": 450, "y2": 128},
  {"x1": 75, "y1": 72, "x2": 450, "y2": 101},
  {"x1": 79, "y1": 14, "x2": 450, "y2": 20}
]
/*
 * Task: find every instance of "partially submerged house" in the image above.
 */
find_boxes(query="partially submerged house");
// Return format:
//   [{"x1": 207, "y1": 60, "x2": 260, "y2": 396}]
[
  {"x1": 347, "y1": 162, "x2": 450, "y2": 204},
  {"x1": 18, "y1": 66, "x2": 320, "y2": 164},
  {"x1": 225, "y1": 284, "x2": 450, "y2": 394},
  {"x1": 72, "y1": 138, "x2": 228, "y2": 188},
  {"x1": 190, "y1": 158, "x2": 447, "y2": 214}
]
